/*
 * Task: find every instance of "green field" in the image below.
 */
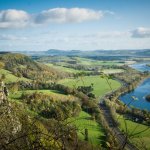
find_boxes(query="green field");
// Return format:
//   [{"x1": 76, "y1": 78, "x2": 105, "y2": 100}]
[
  {"x1": 46, "y1": 63, "x2": 86, "y2": 73},
  {"x1": 69, "y1": 111, "x2": 105, "y2": 145},
  {"x1": 40, "y1": 56, "x2": 124, "y2": 67},
  {"x1": 70, "y1": 57, "x2": 124, "y2": 66},
  {"x1": 46, "y1": 63, "x2": 124, "y2": 74},
  {"x1": 59, "y1": 75, "x2": 121, "y2": 97},
  {"x1": 44, "y1": 56, "x2": 125, "y2": 74},
  {"x1": 102, "y1": 69, "x2": 124, "y2": 74},
  {"x1": 0, "y1": 69, "x2": 29, "y2": 83},
  {"x1": 118, "y1": 116, "x2": 150, "y2": 149},
  {"x1": 9, "y1": 89, "x2": 78, "y2": 101}
]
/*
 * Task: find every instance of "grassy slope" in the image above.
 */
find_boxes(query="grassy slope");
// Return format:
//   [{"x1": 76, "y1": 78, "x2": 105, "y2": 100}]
[
  {"x1": 118, "y1": 116, "x2": 150, "y2": 149},
  {"x1": 59, "y1": 75, "x2": 121, "y2": 97},
  {"x1": 9, "y1": 89, "x2": 77, "y2": 101},
  {"x1": 69, "y1": 111, "x2": 105, "y2": 145},
  {"x1": 0, "y1": 69, "x2": 29, "y2": 83},
  {"x1": 10, "y1": 90, "x2": 105, "y2": 145}
]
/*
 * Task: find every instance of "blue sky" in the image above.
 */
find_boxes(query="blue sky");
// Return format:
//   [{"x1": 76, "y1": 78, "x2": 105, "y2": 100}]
[{"x1": 0, "y1": 0, "x2": 150, "y2": 51}]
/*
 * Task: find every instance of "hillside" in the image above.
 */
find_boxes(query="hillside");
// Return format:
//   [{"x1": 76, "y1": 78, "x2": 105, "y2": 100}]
[
  {"x1": 0, "y1": 53, "x2": 70, "y2": 81},
  {"x1": 0, "y1": 69, "x2": 29, "y2": 83},
  {"x1": 0, "y1": 52, "x2": 149, "y2": 150}
]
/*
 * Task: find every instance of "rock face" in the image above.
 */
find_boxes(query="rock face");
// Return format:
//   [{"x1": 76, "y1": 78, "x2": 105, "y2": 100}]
[
  {"x1": 0, "y1": 81, "x2": 22, "y2": 146},
  {"x1": 0, "y1": 81, "x2": 7, "y2": 104}
]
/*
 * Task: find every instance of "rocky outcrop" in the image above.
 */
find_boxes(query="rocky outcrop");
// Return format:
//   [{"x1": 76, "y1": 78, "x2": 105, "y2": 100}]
[{"x1": 0, "y1": 82, "x2": 22, "y2": 147}]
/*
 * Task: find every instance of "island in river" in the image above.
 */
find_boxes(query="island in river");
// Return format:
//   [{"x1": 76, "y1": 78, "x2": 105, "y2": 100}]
[{"x1": 146, "y1": 94, "x2": 150, "y2": 102}]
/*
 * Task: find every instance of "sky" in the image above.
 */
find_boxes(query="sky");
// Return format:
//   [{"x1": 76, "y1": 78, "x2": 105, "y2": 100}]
[{"x1": 0, "y1": 0, "x2": 150, "y2": 51}]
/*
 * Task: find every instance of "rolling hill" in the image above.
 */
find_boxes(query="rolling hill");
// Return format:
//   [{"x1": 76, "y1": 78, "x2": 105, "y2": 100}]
[{"x1": 0, "y1": 53, "x2": 71, "y2": 81}]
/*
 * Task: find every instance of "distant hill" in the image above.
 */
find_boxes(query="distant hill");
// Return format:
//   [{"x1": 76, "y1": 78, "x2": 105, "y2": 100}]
[
  {"x1": 11, "y1": 49, "x2": 150, "y2": 57},
  {"x1": 0, "y1": 53, "x2": 70, "y2": 81},
  {"x1": 45, "y1": 49, "x2": 83, "y2": 56}
]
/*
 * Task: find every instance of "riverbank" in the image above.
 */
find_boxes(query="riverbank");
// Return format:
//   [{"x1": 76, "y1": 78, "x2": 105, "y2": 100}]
[
  {"x1": 120, "y1": 77, "x2": 150, "y2": 111},
  {"x1": 99, "y1": 70, "x2": 150, "y2": 149},
  {"x1": 100, "y1": 66, "x2": 150, "y2": 121}
]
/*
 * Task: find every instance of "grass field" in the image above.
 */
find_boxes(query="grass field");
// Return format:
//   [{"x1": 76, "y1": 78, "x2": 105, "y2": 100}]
[
  {"x1": 9, "y1": 89, "x2": 78, "y2": 101},
  {"x1": 43, "y1": 56, "x2": 124, "y2": 67},
  {"x1": 46, "y1": 63, "x2": 86, "y2": 73},
  {"x1": 46, "y1": 63, "x2": 124, "y2": 74},
  {"x1": 0, "y1": 69, "x2": 29, "y2": 83},
  {"x1": 102, "y1": 69, "x2": 124, "y2": 74},
  {"x1": 45, "y1": 56, "x2": 125, "y2": 74},
  {"x1": 74, "y1": 57, "x2": 124, "y2": 66},
  {"x1": 69, "y1": 111, "x2": 105, "y2": 145},
  {"x1": 59, "y1": 75, "x2": 121, "y2": 97},
  {"x1": 118, "y1": 116, "x2": 150, "y2": 149}
]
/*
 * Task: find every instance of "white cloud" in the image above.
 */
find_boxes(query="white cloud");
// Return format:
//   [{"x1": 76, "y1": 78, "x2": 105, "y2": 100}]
[
  {"x1": 0, "y1": 9, "x2": 30, "y2": 28},
  {"x1": 0, "y1": 8, "x2": 111, "y2": 28},
  {"x1": 0, "y1": 8, "x2": 104, "y2": 29},
  {"x1": 0, "y1": 9, "x2": 29, "y2": 22},
  {"x1": 0, "y1": 34, "x2": 27, "y2": 40},
  {"x1": 34, "y1": 8, "x2": 103, "y2": 24},
  {"x1": 131, "y1": 27, "x2": 150, "y2": 38}
]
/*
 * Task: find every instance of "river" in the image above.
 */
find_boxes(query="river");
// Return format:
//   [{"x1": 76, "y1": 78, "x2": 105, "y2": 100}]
[
  {"x1": 130, "y1": 63, "x2": 150, "y2": 72},
  {"x1": 120, "y1": 63, "x2": 150, "y2": 111}
]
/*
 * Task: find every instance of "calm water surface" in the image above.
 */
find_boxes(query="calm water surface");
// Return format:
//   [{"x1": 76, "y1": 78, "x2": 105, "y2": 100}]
[
  {"x1": 130, "y1": 63, "x2": 150, "y2": 72},
  {"x1": 120, "y1": 63, "x2": 150, "y2": 111}
]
